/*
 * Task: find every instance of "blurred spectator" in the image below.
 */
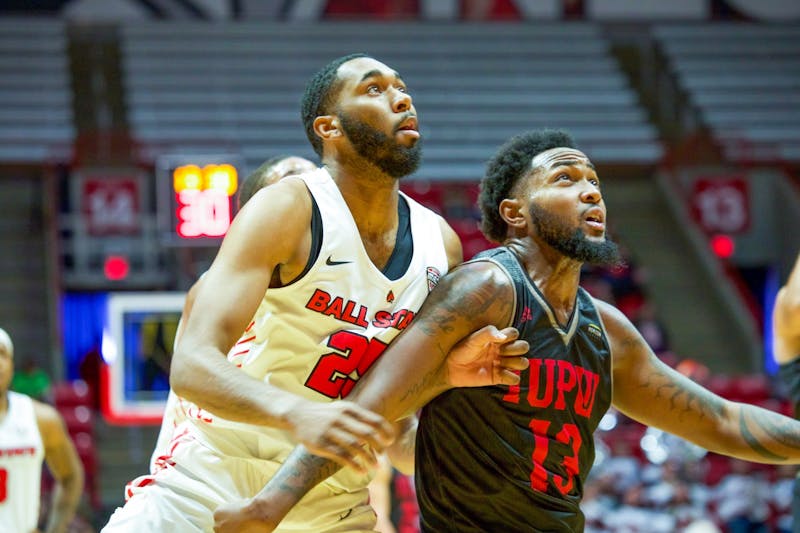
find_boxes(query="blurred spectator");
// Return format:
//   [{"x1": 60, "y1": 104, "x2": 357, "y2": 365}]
[
  {"x1": 633, "y1": 303, "x2": 670, "y2": 354},
  {"x1": 712, "y1": 459, "x2": 770, "y2": 533},
  {"x1": 11, "y1": 355, "x2": 52, "y2": 400}
]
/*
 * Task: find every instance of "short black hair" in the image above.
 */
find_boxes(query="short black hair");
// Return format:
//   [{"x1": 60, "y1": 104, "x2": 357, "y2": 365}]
[
  {"x1": 237, "y1": 154, "x2": 293, "y2": 209},
  {"x1": 479, "y1": 129, "x2": 576, "y2": 243},
  {"x1": 301, "y1": 53, "x2": 369, "y2": 157}
]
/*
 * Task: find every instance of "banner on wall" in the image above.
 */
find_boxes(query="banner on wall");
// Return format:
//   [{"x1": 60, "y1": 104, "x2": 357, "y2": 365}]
[{"x1": 690, "y1": 176, "x2": 750, "y2": 235}]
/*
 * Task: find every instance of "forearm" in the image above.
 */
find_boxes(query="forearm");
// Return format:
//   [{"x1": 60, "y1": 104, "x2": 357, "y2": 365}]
[
  {"x1": 699, "y1": 402, "x2": 800, "y2": 464},
  {"x1": 45, "y1": 473, "x2": 83, "y2": 533},
  {"x1": 171, "y1": 348, "x2": 302, "y2": 429},
  {"x1": 250, "y1": 446, "x2": 341, "y2": 527}
]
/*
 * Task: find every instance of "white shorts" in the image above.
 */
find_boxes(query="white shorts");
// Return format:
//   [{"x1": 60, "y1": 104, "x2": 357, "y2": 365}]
[{"x1": 102, "y1": 427, "x2": 377, "y2": 533}]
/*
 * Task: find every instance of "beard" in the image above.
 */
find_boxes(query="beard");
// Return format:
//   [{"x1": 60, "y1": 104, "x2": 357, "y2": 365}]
[
  {"x1": 338, "y1": 111, "x2": 422, "y2": 179},
  {"x1": 529, "y1": 201, "x2": 621, "y2": 266}
]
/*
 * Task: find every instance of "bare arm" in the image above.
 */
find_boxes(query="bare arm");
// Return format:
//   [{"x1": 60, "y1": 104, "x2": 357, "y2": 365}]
[
  {"x1": 35, "y1": 402, "x2": 84, "y2": 533},
  {"x1": 603, "y1": 299, "x2": 800, "y2": 464},
  {"x1": 213, "y1": 261, "x2": 521, "y2": 531},
  {"x1": 384, "y1": 415, "x2": 417, "y2": 475},
  {"x1": 170, "y1": 179, "x2": 393, "y2": 466},
  {"x1": 774, "y1": 253, "x2": 800, "y2": 364}
]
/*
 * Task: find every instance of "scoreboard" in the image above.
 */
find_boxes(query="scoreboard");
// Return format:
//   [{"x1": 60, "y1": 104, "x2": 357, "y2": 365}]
[{"x1": 156, "y1": 154, "x2": 244, "y2": 245}]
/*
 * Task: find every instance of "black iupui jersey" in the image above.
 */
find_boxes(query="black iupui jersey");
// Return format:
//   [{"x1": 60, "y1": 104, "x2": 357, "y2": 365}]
[{"x1": 416, "y1": 247, "x2": 613, "y2": 532}]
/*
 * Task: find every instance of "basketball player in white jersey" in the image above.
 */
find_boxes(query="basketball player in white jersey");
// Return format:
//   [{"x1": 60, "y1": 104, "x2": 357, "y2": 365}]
[
  {"x1": 104, "y1": 54, "x2": 528, "y2": 532},
  {"x1": 0, "y1": 327, "x2": 84, "y2": 533},
  {"x1": 149, "y1": 155, "x2": 318, "y2": 474}
]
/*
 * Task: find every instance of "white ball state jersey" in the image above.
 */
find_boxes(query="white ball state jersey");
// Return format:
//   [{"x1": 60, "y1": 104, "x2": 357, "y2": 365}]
[
  {"x1": 0, "y1": 391, "x2": 45, "y2": 532},
  {"x1": 182, "y1": 168, "x2": 449, "y2": 492}
]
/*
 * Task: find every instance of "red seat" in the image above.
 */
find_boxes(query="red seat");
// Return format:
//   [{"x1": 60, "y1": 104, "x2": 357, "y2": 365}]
[
  {"x1": 52, "y1": 380, "x2": 91, "y2": 408},
  {"x1": 59, "y1": 405, "x2": 94, "y2": 436},
  {"x1": 72, "y1": 431, "x2": 100, "y2": 509}
]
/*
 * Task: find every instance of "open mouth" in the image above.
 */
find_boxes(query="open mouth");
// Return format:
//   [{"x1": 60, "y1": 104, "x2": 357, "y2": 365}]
[{"x1": 584, "y1": 210, "x2": 605, "y2": 230}]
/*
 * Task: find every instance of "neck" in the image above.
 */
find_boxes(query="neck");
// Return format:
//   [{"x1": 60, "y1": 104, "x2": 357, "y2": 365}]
[
  {"x1": 506, "y1": 238, "x2": 583, "y2": 316},
  {"x1": 323, "y1": 158, "x2": 400, "y2": 237}
]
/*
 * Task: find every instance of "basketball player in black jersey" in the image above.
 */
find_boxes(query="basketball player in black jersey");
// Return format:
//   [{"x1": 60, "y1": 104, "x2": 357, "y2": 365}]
[{"x1": 233, "y1": 129, "x2": 800, "y2": 533}]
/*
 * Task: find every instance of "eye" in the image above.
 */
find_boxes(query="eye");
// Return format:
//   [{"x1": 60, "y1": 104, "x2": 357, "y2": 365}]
[
  {"x1": 396, "y1": 85, "x2": 407, "y2": 93},
  {"x1": 367, "y1": 85, "x2": 381, "y2": 95},
  {"x1": 589, "y1": 178, "x2": 600, "y2": 187},
  {"x1": 556, "y1": 173, "x2": 571, "y2": 182}
]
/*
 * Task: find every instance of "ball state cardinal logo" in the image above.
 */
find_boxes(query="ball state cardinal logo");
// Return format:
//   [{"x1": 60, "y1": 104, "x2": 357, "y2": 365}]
[{"x1": 426, "y1": 266, "x2": 441, "y2": 292}]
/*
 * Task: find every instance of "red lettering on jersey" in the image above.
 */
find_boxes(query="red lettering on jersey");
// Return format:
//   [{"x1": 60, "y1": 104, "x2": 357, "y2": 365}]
[
  {"x1": 306, "y1": 289, "x2": 331, "y2": 311},
  {"x1": 395, "y1": 309, "x2": 415, "y2": 330},
  {"x1": 574, "y1": 366, "x2": 600, "y2": 417},
  {"x1": 526, "y1": 359, "x2": 600, "y2": 418},
  {"x1": 373, "y1": 310, "x2": 391, "y2": 328},
  {"x1": 371, "y1": 309, "x2": 415, "y2": 331},
  {"x1": 528, "y1": 359, "x2": 556, "y2": 407},
  {"x1": 554, "y1": 360, "x2": 577, "y2": 410},
  {"x1": 0, "y1": 447, "x2": 36, "y2": 457},
  {"x1": 306, "y1": 289, "x2": 369, "y2": 327},
  {"x1": 323, "y1": 296, "x2": 344, "y2": 319}
]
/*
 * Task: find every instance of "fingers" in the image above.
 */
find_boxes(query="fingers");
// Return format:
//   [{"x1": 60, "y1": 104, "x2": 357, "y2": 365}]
[
  {"x1": 302, "y1": 403, "x2": 396, "y2": 472},
  {"x1": 495, "y1": 368, "x2": 523, "y2": 386},
  {"x1": 497, "y1": 355, "x2": 529, "y2": 372},
  {"x1": 498, "y1": 339, "x2": 529, "y2": 356},
  {"x1": 306, "y1": 428, "x2": 378, "y2": 472},
  {"x1": 475, "y1": 326, "x2": 522, "y2": 347},
  {"x1": 494, "y1": 326, "x2": 520, "y2": 342}
]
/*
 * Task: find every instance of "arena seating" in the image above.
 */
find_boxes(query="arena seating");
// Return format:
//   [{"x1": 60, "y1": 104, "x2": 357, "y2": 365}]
[
  {"x1": 653, "y1": 24, "x2": 800, "y2": 162},
  {"x1": 120, "y1": 22, "x2": 662, "y2": 179},
  {"x1": 0, "y1": 18, "x2": 74, "y2": 163}
]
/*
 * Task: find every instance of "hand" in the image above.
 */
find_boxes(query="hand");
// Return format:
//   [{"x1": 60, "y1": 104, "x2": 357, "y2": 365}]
[
  {"x1": 288, "y1": 399, "x2": 396, "y2": 471},
  {"x1": 446, "y1": 325, "x2": 529, "y2": 387},
  {"x1": 214, "y1": 499, "x2": 277, "y2": 533}
]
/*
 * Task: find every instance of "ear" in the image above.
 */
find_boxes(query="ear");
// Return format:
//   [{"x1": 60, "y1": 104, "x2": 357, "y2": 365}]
[
  {"x1": 499, "y1": 198, "x2": 526, "y2": 231},
  {"x1": 313, "y1": 115, "x2": 341, "y2": 141}
]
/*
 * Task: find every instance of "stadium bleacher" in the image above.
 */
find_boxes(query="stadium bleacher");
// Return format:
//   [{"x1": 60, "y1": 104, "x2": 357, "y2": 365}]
[
  {"x1": 654, "y1": 23, "x2": 800, "y2": 162},
  {"x1": 120, "y1": 22, "x2": 663, "y2": 179}
]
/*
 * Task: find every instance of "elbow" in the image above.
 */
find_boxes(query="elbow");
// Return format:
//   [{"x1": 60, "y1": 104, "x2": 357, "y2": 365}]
[{"x1": 169, "y1": 350, "x2": 193, "y2": 398}]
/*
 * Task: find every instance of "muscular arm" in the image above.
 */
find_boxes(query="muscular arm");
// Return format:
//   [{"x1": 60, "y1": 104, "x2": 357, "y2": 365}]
[
  {"x1": 170, "y1": 179, "x2": 393, "y2": 465},
  {"x1": 774, "y1": 253, "x2": 800, "y2": 365},
  {"x1": 602, "y1": 299, "x2": 800, "y2": 464},
  {"x1": 35, "y1": 402, "x2": 84, "y2": 533},
  {"x1": 228, "y1": 261, "x2": 518, "y2": 530}
]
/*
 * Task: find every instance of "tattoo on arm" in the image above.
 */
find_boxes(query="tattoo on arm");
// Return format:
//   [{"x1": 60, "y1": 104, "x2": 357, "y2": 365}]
[
  {"x1": 271, "y1": 446, "x2": 340, "y2": 499},
  {"x1": 738, "y1": 405, "x2": 800, "y2": 461},
  {"x1": 417, "y1": 272, "x2": 506, "y2": 338},
  {"x1": 627, "y1": 334, "x2": 724, "y2": 421}
]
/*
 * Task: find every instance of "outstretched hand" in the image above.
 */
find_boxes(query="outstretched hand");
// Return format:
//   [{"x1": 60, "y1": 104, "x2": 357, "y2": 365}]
[
  {"x1": 288, "y1": 399, "x2": 395, "y2": 472},
  {"x1": 446, "y1": 325, "x2": 529, "y2": 387}
]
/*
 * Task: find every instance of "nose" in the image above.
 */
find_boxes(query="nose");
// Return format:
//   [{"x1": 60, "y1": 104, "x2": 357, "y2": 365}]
[
  {"x1": 392, "y1": 89, "x2": 412, "y2": 113},
  {"x1": 580, "y1": 182, "x2": 602, "y2": 204}
]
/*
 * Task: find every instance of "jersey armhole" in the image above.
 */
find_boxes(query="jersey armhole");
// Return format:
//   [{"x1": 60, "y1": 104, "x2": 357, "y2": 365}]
[{"x1": 274, "y1": 190, "x2": 322, "y2": 288}]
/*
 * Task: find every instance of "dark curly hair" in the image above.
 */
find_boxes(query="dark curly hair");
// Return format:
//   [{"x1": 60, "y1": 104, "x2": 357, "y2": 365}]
[
  {"x1": 237, "y1": 154, "x2": 293, "y2": 209},
  {"x1": 479, "y1": 129, "x2": 576, "y2": 243},
  {"x1": 301, "y1": 53, "x2": 369, "y2": 157}
]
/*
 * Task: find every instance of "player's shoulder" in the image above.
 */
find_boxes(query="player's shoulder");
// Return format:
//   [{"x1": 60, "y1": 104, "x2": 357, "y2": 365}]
[
  {"x1": 31, "y1": 398, "x2": 62, "y2": 424},
  {"x1": 31, "y1": 398, "x2": 67, "y2": 438},
  {"x1": 446, "y1": 255, "x2": 515, "y2": 293}
]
